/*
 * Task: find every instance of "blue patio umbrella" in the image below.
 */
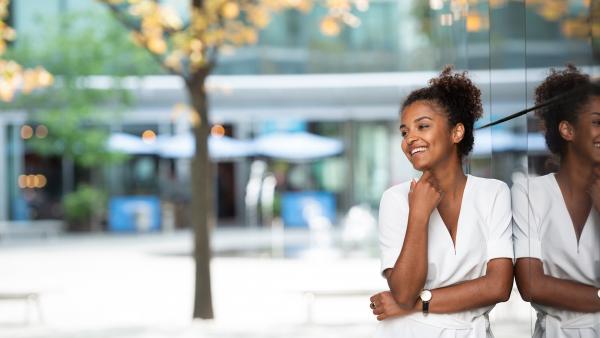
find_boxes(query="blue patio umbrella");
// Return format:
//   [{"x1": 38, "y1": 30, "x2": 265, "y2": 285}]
[
  {"x1": 107, "y1": 132, "x2": 157, "y2": 155},
  {"x1": 252, "y1": 131, "x2": 344, "y2": 161},
  {"x1": 156, "y1": 133, "x2": 255, "y2": 159}
]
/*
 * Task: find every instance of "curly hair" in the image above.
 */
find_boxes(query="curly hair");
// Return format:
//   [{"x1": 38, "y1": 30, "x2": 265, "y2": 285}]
[
  {"x1": 534, "y1": 64, "x2": 600, "y2": 156},
  {"x1": 401, "y1": 65, "x2": 483, "y2": 158}
]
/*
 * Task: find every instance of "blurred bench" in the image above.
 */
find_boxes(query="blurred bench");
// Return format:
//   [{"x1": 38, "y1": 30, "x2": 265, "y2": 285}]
[
  {"x1": 0, "y1": 220, "x2": 64, "y2": 240},
  {"x1": 0, "y1": 291, "x2": 43, "y2": 323},
  {"x1": 301, "y1": 288, "x2": 380, "y2": 324}
]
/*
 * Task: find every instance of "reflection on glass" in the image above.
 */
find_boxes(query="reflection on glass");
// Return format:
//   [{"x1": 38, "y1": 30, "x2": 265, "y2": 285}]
[{"x1": 513, "y1": 65, "x2": 600, "y2": 337}]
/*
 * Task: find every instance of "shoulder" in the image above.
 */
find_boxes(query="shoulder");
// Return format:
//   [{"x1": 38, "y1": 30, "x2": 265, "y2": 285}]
[
  {"x1": 467, "y1": 175, "x2": 509, "y2": 196},
  {"x1": 511, "y1": 173, "x2": 555, "y2": 195},
  {"x1": 381, "y1": 181, "x2": 412, "y2": 201},
  {"x1": 379, "y1": 181, "x2": 411, "y2": 207}
]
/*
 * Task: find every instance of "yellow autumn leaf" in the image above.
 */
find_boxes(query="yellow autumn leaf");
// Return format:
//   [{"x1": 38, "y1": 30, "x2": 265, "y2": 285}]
[
  {"x1": 327, "y1": 0, "x2": 350, "y2": 11},
  {"x1": 489, "y1": 0, "x2": 507, "y2": 8},
  {"x1": 244, "y1": 28, "x2": 258, "y2": 44},
  {"x1": 320, "y1": 16, "x2": 341, "y2": 36},
  {"x1": 160, "y1": 6, "x2": 183, "y2": 30},
  {"x1": 190, "y1": 39, "x2": 203, "y2": 52},
  {"x1": 2, "y1": 26, "x2": 15, "y2": 40},
  {"x1": 0, "y1": 81, "x2": 15, "y2": 102},
  {"x1": 147, "y1": 37, "x2": 167, "y2": 54},
  {"x1": 466, "y1": 12, "x2": 482, "y2": 32},
  {"x1": 222, "y1": 2, "x2": 240, "y2": 19},
  {"x1": 248, "y1": 7, "x2": 271, "y2": 28},
  {"x1": 22, "y1": 69, "x2": 39, "y2": 94},
  {"x1": 36, "y1": 67, "x2": 53, "y2": 87},
  {"x1": 342, "y1": 12, "x2": 360, "y2": 28}
]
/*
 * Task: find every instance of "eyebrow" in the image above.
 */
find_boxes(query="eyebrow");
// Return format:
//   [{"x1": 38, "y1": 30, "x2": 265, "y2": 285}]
[{"x1": 399, "y1": 116, "x2": 433, "y2": 129}]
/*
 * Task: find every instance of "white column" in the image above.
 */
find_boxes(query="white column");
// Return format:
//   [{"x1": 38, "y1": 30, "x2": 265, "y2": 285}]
[{"x1": 0, "y1": 118, "x2": 7, "y2": 221}]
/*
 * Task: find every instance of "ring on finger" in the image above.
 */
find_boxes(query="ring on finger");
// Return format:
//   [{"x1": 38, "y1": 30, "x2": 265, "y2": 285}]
[{"x1": 370, "y1": 302, "x2": 376, "y2": 309}]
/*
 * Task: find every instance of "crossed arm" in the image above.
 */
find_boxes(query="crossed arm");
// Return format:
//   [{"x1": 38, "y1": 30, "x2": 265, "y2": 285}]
[
  {"x1": 371, "y1": 258, "x2": 513, "y2": 320},
  {"x1": 514, "y1": 258, "x2": 600, "y2": 313}
]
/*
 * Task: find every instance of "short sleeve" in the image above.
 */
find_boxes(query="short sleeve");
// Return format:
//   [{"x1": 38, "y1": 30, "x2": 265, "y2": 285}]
[
  {"x1": 486, "y1": 182, "x2": 514, "y2": 261},
  {"x1": 378, "y1": 188, "x2": 408, "y2": 276},
  {"x1": 511, "y1": 178, "x2": 542, "y2": 260}
]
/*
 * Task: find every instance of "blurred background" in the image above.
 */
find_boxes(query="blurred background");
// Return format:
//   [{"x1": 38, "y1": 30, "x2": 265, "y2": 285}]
[{"x1": 0, "y1": 0, "x2": 597, "y2": 337}]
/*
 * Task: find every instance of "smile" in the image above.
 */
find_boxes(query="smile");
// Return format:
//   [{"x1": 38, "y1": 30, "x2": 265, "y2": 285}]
[
  {"x1": 595, "y1": 143, "x2": 600, "y2": 148},
  {"x1": 410, "y1": 147, "x2": 427, "y2": 156}
]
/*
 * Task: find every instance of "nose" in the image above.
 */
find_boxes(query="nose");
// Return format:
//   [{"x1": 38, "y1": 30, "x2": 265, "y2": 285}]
[{"x1": 405, "y1": 133, "x2": 417, "y2": 145}]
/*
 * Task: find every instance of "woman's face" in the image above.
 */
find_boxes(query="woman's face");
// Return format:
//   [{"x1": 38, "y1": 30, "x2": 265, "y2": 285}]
[
  {"x1": 569, "y1": 96, "x2": 600, "y2": 165},
  {"x1": 400, "y1": 100, "x2": 459, "y2": 171}
]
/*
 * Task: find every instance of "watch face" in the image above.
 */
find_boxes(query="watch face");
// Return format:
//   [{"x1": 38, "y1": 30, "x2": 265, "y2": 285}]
[{"x1": 420, "y1": 290, "x2": 432, "y2": 302}]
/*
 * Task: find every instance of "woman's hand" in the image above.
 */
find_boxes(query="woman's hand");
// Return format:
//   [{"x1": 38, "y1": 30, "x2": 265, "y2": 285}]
[
  {"x1": 408, "y1": 171, "x2": 442, "y2": 220},
  {"x1": 370, "y1": 291, "x2": 416, "y2": 321}
]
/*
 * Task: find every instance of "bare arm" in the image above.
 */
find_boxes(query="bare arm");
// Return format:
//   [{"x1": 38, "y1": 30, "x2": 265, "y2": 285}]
[
  {"x1": 426, "y1": 258, "x2": 513, "y2": 313},
  {"x1": 515, "y1": 258, "x2": 600, "y2": 312},
  {"x1": 386, "y1": 172, "x2": 441, "y2": 308},
  {"x1": 373, "y1": 259, "x2": 513, "y2": 320}
]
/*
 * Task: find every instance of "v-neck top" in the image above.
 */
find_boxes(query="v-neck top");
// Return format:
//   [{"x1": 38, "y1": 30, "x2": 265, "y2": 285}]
[
  {"x1": 375, "y1": 175, "x2": 513, "y2": 338},
  {"x1": 512, "y1": 173, "x2": 600, "y2": 331}
]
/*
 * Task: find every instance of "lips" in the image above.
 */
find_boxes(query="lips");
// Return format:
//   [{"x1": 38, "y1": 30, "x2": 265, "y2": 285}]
[
  {"x1": 410, "y1": 147, "x2": 427, "y2": 156},
  {"x1": 595, "y1": 143, "x2": 600, "y2": 148}
]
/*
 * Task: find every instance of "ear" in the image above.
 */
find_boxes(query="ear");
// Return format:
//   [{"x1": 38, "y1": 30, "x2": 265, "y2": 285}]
[
  {"x1": 558, "y1": 121, "x2": 574, "y2": 141},
  {"x1": 452, "y1": 123, "x2": 465, "y2": 144}
]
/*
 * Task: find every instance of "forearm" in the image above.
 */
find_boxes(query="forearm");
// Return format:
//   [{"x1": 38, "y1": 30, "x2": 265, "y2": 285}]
[
  {"x1": 427, "y1": 259, "x2": 513, "y2": 314},
  {"x1": 515, "y1": 258, "x2": 600, "y2": 312},
  {"x1": 387, "y1": 211, "x2": 429, "y2": 307},
  {"x1": 428, "y1": 277, "x2": 510, "y2": 313},
  {"x1": 525, "y1": 274, "x2": 600, "y2": 312}
]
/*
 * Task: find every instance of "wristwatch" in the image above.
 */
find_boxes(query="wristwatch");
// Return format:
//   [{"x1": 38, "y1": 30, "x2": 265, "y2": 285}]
[
  {"x1": 419, "y1": 289, "x2": 432, "y2": 314},
  {"x1": 597, "y1": 289, "x2": 600, "y2": 299}
]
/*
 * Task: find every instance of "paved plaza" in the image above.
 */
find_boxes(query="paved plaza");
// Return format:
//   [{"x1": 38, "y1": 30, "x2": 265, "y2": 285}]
[{"x1": 0, "y1": 228, "x2": 533, "y2": 338}]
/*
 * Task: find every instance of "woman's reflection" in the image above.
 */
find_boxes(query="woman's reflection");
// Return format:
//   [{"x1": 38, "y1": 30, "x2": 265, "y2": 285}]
[{"x1": 513, "y1": 65, "x2": 600, "y2": 337}]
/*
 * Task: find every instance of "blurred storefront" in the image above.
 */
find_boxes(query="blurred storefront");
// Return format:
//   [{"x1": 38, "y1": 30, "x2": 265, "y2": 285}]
[{"x1": 1, "y1": 0, "x2": 598, "y2": 231}]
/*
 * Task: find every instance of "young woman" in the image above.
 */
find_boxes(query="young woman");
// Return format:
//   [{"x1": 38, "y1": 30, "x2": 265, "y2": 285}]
[
  {"x1": 513, "y1": 65, "x2": 600, "y2": 337},
  {"x1": 369, "y1": 67, "x2": 514, "y2": 338}
]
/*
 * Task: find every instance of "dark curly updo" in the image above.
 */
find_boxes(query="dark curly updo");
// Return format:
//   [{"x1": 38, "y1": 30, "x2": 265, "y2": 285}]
[
  {"x1": 534, "y1": 64, "x2": 600, "y2": 156},
  {"x1": 401, "y1": 65, "x2": 483, "y2": 158}
]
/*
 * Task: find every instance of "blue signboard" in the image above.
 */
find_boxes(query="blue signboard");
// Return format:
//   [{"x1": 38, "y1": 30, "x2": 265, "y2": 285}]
[
  {"x1": 281, "y1": 191, "x2": 336, "y2": 227},
  {"x1": 109, "y1": 196, "x2": 161, "y2": 232}
]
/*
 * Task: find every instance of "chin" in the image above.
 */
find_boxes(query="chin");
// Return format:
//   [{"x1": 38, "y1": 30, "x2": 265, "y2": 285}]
[{"x1": 411, "y1": 161, "x2": 431, "y2": 172}]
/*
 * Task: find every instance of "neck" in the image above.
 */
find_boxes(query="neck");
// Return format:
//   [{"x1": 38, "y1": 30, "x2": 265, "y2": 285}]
[
  {"x1": 429, "y1": 159, "x2": 467, "y2": 199},
  {"x1": 557, "y1": 151, "x2": 593, "y2": 195}
]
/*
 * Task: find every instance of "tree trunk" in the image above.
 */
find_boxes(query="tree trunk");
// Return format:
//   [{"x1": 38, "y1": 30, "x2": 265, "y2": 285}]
[{"x1": 187, "y1": 68, "x2": 214, "y2": 319}]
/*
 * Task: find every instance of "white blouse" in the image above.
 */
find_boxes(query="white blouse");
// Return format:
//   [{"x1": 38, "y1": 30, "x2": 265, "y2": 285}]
[
  {"x1": 512, "y1": 173, "x2": 600, "y2": 338},
  {"x1": 375, "y1": 175, "x2": 513, "y2": 338}
]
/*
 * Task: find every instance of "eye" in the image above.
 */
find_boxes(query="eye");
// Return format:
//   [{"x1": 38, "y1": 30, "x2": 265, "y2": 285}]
[
  {"x1": 400, "y1": 130, "x2": 408, "y2": 138},
  {"x1": 593, "y1": 120, "x2": 600, "y2": 126},
  {"x1": 418, "y1": 124, "x2": 429, "y2": 130}
]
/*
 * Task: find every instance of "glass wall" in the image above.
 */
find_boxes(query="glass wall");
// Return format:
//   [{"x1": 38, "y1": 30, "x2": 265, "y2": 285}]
[{"x1": 418, "y1": 1, "x2": 599, "y2": 336}]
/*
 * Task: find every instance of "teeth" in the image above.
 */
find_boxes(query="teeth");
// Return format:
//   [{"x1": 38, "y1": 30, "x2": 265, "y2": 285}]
[
  {"x1": 595, "y1": 143, "x2": 600, "y2": 148},
  {"x1": 411, "y1": 147, "x2": 427, "y2": 155}
]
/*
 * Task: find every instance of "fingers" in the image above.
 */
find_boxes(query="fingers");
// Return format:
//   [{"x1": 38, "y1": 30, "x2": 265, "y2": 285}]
[
  {"x1": 377, "y1": 314, "x2": 387, "y2": 321},
  {"x1": 418, "y1": 171, "x2": 441, "y2": 191},
  {"x1": 418, "y1": 170, "x2": 434, "y2": 183}
]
